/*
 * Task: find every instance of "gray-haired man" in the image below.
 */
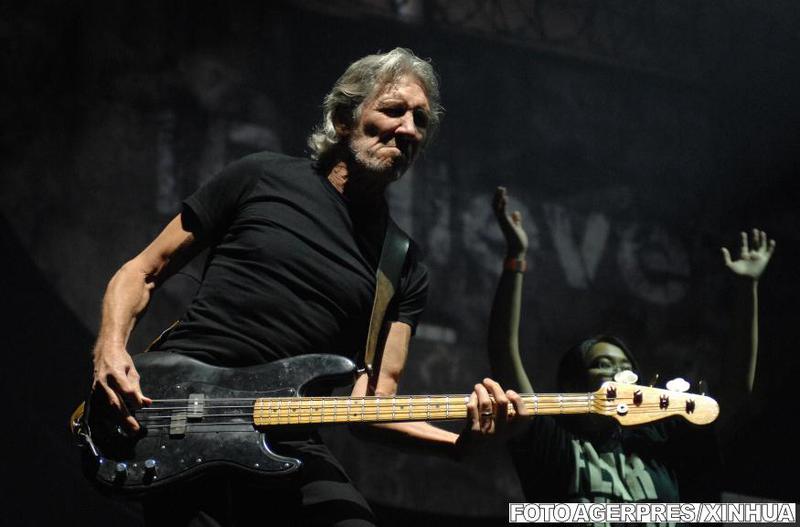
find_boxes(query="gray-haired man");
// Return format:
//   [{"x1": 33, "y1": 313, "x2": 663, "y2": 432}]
[{"x1": 91, "y1": 48, "x2": 517, "y2": 526}]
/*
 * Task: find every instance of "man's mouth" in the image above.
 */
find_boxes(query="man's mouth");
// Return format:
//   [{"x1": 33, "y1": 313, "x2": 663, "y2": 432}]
[
  {"x1": 383, "y1": 140, "x2": 412, "y2": 156},
  {"x1": 381, "y1": 147, "x2": 410, "y2": 165}
]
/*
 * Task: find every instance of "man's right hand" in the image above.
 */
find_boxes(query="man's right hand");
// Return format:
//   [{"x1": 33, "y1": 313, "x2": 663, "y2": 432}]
[{"x1": 92, "y1": 344, "x2": 151, "y2": 432}]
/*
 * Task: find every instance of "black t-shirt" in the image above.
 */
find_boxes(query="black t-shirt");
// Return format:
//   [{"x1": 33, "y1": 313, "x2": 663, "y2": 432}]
[{"x1": 157, "y1": 151, "x2": 428, "y2": 367}]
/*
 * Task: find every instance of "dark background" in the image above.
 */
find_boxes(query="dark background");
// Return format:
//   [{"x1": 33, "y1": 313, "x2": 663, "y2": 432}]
[{"x1": 1, "y1": 1, "x2": 798, "y2": 525}]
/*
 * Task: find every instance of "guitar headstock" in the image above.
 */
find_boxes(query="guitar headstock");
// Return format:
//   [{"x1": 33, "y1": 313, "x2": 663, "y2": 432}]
[{"x1": 591, "y1": 381, "x2": 719, "y2": 426}]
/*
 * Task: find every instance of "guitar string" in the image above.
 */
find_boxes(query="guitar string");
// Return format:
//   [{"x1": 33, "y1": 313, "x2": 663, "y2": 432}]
[
  {"x1": 138, "y1": 392, "x2": 703, "y2": 405},
  {"x1": 134, "y1": 403, "x2": 611, "y2": 421},
  {"x1": 131, "y1": 402, "x2": 688, "y2": 424},
  {"x1": 136, "y1": 394, "x2": 598, "y2": 411},
  {"x1": 134, "y1": 399, "x2": 687, "y2": 415},
  {"x1": 138, "y1": 400, "x2": 595, "y2": 412},
  {"x1": 134, "y1": 399, "x2": 603, "y2": 415},
  {"x1": 138, "y1": 393, "x2": 600, "y2": 404},
  {"x1": 135, "y1": 405, "x2": 608, "y2": 421},
  {"x1": 134, "y1": 407, "x2": 623, "y2": 426},
  {"x1": 132, "y1": 401, "x2": 610, "y2": 422},
  {"x1": 136, "y1": 396, "x2": 685, "y2": 410},
  {"x1": 133, "y1": 405, "x2": 698, "y2": 431},
  {"x1": 128, "y1": 392, "x2": 701, "y2": 426}
]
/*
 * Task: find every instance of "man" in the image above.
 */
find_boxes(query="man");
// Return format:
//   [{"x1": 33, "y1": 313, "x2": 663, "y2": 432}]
[{"x1": 91, "y1": 48, "x2": 518, "y2": 526}]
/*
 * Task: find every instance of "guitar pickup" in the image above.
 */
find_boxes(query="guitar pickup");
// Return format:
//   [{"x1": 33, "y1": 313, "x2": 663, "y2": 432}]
[
  {"x1": 188, "y1": 394, "x2": 205, "y2": 420},
  {"x1": 169, "y1": 413, "x2": 187, "y2": 437}
]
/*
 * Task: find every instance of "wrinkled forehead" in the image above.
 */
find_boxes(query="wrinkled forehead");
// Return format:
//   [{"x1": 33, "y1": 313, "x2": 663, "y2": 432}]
[{"x1": 366, "y1": 74, "x2": 430, "y2": 108}]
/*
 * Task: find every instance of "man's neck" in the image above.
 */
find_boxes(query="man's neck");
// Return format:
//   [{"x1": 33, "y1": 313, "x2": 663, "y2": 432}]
[{"x1": 326, "y1": 159, "x2": 391, "y2": 207}]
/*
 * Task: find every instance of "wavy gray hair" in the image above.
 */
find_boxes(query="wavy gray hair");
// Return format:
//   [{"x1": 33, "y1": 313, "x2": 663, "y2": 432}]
[{"x1": 307, "y1": 48, "x2": 442, "y2": 160}]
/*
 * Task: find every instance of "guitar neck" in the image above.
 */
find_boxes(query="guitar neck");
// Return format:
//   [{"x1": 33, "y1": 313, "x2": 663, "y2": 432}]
[{"x1": 252, "y1": 393, "x2": 593, "y2": 426}]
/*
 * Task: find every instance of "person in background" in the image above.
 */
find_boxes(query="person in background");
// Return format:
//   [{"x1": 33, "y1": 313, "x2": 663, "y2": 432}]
[{"x1": 487, "y1": 186, "x2": 774, "y2": 504}]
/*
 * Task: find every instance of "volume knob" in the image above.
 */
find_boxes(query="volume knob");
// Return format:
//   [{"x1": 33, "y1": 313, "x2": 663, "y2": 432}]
[
  {"x1": 144, "y1": 459, "x2": 158, "y2": 478},
  {"x1": 114, "y1": 462, "x2": 128, "y2": 481}
]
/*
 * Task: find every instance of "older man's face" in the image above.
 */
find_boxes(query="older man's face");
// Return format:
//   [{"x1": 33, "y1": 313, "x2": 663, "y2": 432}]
[{"x1": 347, "y1": 75, "x2": 431, "y2": 180}]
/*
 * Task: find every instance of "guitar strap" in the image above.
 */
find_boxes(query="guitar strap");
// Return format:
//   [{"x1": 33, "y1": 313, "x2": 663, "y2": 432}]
[{"x1": 362, "y1": 218, "x2": 410, "y2": 393}]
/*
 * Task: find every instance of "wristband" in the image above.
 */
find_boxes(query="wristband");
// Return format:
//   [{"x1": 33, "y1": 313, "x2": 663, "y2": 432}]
[{"x1": 503, "y1": 257, "x2": 527, "y2": 273}]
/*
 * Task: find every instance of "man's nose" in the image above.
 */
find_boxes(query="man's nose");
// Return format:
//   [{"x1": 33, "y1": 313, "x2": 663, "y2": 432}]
[{"x1": 396, "y1": 112, "x2": 422, "y2": 141}]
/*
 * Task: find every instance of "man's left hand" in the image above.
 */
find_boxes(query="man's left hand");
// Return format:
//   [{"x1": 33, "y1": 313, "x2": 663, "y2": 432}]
[{"x1": 456, "y1": 378, "x2": 528, "y2": 458}]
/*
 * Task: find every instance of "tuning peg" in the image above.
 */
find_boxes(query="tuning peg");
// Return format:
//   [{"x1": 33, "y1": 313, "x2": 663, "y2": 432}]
[
  {"x1": 613, "y1": 370, "x2": 638, "y2": 384},
  {"x1": 666, "y1": 377, "x2": 690, "y2": 393},
  {"x1": 648, "y1": 373, "x2": 660, "y2": 387}
]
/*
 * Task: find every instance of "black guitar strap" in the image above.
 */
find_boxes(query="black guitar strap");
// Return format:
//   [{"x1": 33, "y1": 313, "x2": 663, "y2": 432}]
[{"x1": 363, "y1": 218, "x2": 410, "y2": 393}]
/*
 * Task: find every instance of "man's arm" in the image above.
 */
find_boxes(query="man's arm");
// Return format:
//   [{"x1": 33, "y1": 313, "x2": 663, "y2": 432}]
[
  {"x1": 487, "y1": 187, "x2": 533, "y2": 393},
  {"x1": 349, "y1": 322, "x2": 525, "y2": 458},
  {"x1": 721, "y1": 229, "x2": 775, "y2": 394},
  {"x1": 92, "y1": 214, "x2": 206, "y2": 431},
  {"x1": 349, "y1": 322, "x2": 459, "y2": 456}
]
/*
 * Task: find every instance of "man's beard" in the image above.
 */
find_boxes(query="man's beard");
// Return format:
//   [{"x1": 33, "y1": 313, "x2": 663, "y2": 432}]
[{"x1": 349, "y1": 142, "x2": 409, "y2": 183}]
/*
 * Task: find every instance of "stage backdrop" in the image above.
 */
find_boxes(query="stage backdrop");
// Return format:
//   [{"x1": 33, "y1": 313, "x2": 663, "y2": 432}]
[{"x1": 2, "y1": 2, "x2": 798, "y2": 525}]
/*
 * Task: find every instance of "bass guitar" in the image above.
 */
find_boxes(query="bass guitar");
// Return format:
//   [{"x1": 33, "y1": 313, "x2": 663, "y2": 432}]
[{"x1": 71, "y1": 351, "x2": 718, "y2": 494}]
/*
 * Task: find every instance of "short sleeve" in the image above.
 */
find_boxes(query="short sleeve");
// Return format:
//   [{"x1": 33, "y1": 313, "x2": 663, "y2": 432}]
[
  {"x1": 388, "y1": 241, "x2": 429, "y2": 333},
  {"x1": 181, "y1": 156, "x2": 261, "y2": 241}
]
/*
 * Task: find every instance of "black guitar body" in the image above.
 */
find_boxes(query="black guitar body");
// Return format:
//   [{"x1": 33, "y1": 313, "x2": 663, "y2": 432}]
[{"x1": 77, "y1": 351, "x2": 356, "y2": 494}]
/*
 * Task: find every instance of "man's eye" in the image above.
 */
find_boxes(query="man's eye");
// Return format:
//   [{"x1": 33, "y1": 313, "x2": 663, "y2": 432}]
[
  {"x1": 592, "y1": 360, "x2": 612, "y2": 369},
  {"x1": 383, "y1": 107, "x2": 405, "y2": 117},
  {"x1": 413, "y1": 110, "x2": 429, "y2": 129}
]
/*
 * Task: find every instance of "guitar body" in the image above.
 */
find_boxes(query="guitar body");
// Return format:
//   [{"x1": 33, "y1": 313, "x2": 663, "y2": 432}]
[{"x1": 74, "y1": 351, "x2": 357, "y2": 494}]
